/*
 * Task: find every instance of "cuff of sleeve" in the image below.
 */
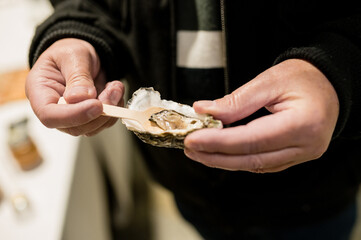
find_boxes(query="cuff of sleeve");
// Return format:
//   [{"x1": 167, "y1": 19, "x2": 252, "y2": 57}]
[
  {"x1": 29, "y1": 20, "x2": 118, "y2": 80},
  {"x1": 274, "y1": 33, "x2": 361, "y2": 139}
]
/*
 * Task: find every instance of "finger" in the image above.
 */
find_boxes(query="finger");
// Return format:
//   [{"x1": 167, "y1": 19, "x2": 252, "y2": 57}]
[
  {"x1": 25, "y1": 63, "x2": 67, "y2": 114},
  {"x1": 39, "y1": 99, "x2": 103, "y2": 128},
  {"x1": 84, "y1": 117, "x2": 119, "y2": 137},
  {"x1": 58, "y1": 115, "x2": 118, "y2": 136},
  {"x1": 185, "y1": 110, "x2": 299, "y2": 155},
  {"x1": 59, "y1": 43, "x2": 100, "y2": 103},
  {"x1": 193, "y1": 74, "x2": 278, "y2": 124},
  {"x1": 78, "y1": 81, "x2": 125, "y2": 136},
  {"x1": 57, "y1": 81, "x2": 124, "y2": 135},
  {"x1": 184, "y1": 146, "x2": 304, "y2": 173},
  {"x1": 63, "y1": 74, "x2": 97, "y2": 104},
  {"x1": 98, "y1": 80, "x2": 125, "y2": 106}
]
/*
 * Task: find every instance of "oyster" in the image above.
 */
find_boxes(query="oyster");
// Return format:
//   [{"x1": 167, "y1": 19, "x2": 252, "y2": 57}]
[{"x1": 122, "y1": 87, "x2": 223, "y2": 149}]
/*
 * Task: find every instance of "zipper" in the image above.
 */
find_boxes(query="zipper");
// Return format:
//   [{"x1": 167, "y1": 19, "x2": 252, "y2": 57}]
[
  {"x1": 220, "y1": 0, "x2": 230, "y2": 95},
  {"x1": 120, "y1": 0, "x2": 130, "y2": 32},
  {"x1": 169, "y1": 0, "x2": 177, "y2": 100}
]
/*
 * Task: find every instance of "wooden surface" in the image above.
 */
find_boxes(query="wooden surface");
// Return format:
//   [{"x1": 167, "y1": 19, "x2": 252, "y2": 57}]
[{"x1": 0, "y1": 69, "x2": 28, "y2": 105}]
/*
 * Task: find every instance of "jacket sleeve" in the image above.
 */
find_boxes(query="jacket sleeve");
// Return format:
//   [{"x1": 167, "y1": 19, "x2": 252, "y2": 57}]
[
  {"x1": 274, "y1": 2, "x2": 361, "y2": 140},
  {"x1": 29, "y1": 0, "x2": 130, "y2": 80}
]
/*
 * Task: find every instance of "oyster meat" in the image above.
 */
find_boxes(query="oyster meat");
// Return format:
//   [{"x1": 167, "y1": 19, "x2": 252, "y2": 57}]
[
  {"x1": 122, "y1": 87, "x2": 223, "y2": 149},
  {"x1": 149, "y1": 110, "x2": 205, "y2": 131}
]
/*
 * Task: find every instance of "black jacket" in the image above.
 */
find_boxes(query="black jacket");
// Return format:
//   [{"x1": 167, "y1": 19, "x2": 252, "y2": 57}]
[{"x1": 30, "y1": 0, "x2": 361, "y2": 231}]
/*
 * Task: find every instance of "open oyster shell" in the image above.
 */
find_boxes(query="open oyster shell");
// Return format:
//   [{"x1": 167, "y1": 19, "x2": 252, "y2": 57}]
[{"x1": 122, "y1": 87, "x2": 223, "y2": 149}]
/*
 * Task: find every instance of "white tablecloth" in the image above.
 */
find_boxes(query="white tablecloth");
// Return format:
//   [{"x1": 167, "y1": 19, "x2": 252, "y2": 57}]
[{"x1": 0, "y1": 100, "x2": 79, "y2": 240}]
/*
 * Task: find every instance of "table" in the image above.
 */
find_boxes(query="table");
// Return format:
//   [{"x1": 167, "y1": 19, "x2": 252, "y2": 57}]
[{"x1": 0, "y1": 100, "x2": 79, "y2": 239}]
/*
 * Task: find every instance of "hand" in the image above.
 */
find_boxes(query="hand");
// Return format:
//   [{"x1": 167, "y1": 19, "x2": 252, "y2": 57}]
[
  {"x1": 184, "y1": 59, "x2": 339, "y2": 173},
  {"x1": 26, "y1": 38, "x2": 124, "y2": 136}
]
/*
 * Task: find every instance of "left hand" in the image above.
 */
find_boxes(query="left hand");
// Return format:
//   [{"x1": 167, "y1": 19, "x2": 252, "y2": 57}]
[
  {"x1": 184, "y1": 59, "x2": 339, "y2": 173},
  {"x1": 25, "y1": 38, "x2": 124, "y2": 137}
]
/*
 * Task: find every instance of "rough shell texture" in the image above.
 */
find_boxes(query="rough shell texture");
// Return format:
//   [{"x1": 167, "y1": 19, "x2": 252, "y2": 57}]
[{"x1": 122, "y1": 87, "x2": 223, "y2": 149}]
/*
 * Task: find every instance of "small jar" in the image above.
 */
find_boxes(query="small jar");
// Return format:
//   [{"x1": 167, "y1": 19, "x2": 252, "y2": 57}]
[{"x1": 8, "y1": 118, "x2": 42, "y2": 171}]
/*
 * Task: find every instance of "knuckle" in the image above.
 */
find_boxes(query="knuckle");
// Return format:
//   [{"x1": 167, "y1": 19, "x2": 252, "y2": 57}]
[
  {"x1": 221, "y1": 93, "x2": 241, "y2": 110},
  {"x1": 67, "y1": 72, "x2": 92, "y2": 85},
  {"x1": 237, "y1": 131, "x2": 264, "y2": 155},
  {"x1": 244, "y1": 134, "x2": 262, "y2": 154},
  {"x1": 247, "y1": 155, "x2": 266, "y2": 173}
]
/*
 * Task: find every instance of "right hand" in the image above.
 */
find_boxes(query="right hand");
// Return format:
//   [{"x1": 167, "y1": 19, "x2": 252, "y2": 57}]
[
  {"x1": 184, "y1": 59, "x2": 339, "y2": 173},
  {"x1": 26, "y1": 38, "x2": 124, "y2": 136}
]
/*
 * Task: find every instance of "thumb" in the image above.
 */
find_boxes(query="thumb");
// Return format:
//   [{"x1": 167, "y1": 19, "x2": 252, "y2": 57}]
[
  {"x1": 193, "y1": 76, "x2": 275, "y2": 124},
  {"x1": 63, "y1": 71, "x2": 97, "y2": 104},
  {"x1": 57, "y1": 40, "x2": 99, "y2": 103}
]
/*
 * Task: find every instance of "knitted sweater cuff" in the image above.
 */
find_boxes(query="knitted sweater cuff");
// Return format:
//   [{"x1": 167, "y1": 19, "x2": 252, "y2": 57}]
[{"x1": 29, "y1": 20, "x2": 118, "y2": 80}]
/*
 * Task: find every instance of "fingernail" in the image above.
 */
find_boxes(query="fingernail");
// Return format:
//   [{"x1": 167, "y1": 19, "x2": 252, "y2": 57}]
[
  {"x1": 87, "y1": 106, "x2": 101, "y2": 118},
  {"x1": 194, "y1": 100, "x2": 216, "y2": 109},
  {"x1": 110, "y1": 90, "x2": 119, "y2": 105},
  {"x1": 184, "y1": 138, "x2": 201, "y2": 151},
  {"x1": 68, "y1": 86, "x2": 92, "y2": 97},
  {"x1": 184, "y1": 149, "x2": 196, "y2": 160}
]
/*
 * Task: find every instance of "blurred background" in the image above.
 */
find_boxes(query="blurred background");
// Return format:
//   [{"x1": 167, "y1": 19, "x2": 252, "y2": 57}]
[
  {"x1": 0, "y1": 0, "x2": 201, "y2": 239},
  {"x1": 0, "y1": 1, "x2": 361, "y2": 240}
]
